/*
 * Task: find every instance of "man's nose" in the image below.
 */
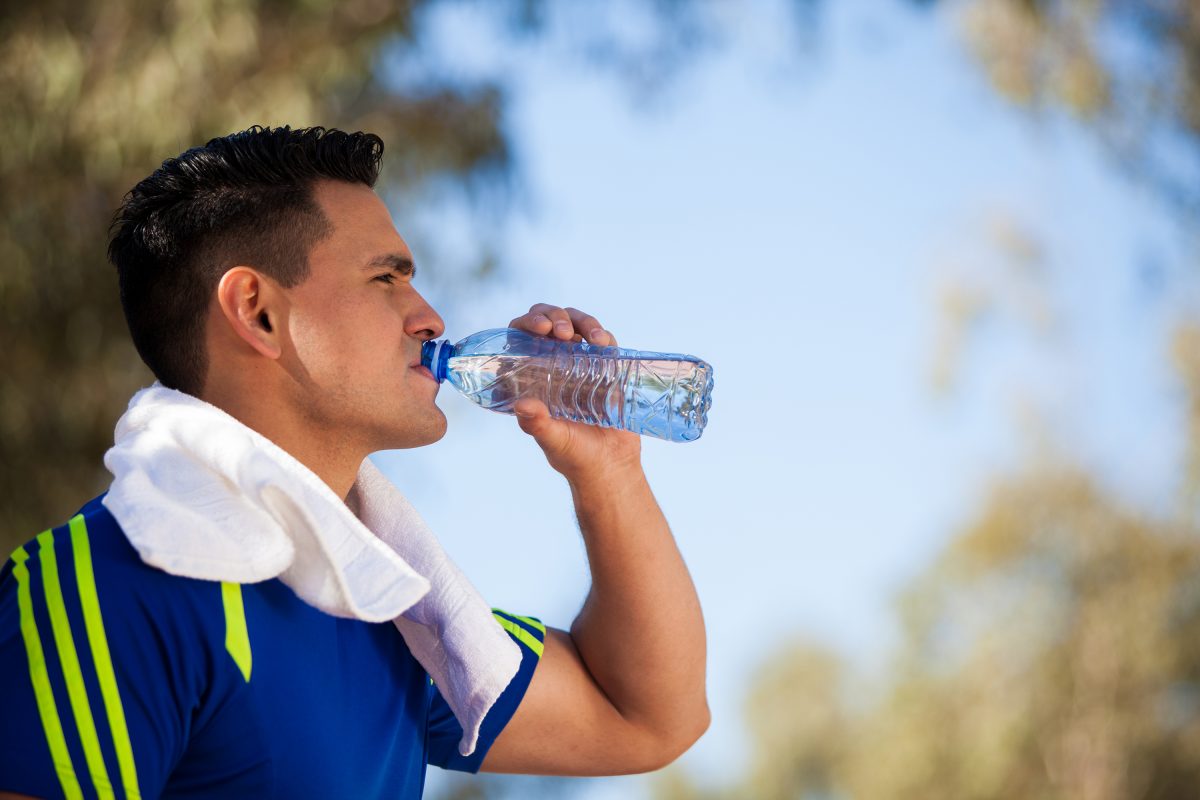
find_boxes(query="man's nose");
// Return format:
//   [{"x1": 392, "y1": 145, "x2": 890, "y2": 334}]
[{"x1": 406, "y1": 291, "x2": 445, "y2": 341}]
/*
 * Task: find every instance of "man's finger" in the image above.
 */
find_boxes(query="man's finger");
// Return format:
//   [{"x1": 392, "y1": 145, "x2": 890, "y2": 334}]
[
  {"x1": 510, "y1": 304, "x2": 617, "y2": 346},
  {"x1": 563, "y1": 307, "x2": 612, "y2": 345},
  {"x1": 509, "y1": 311, "x2": 555, "y2": 336},
  {"x1": 523, "y1": 303, "x2": 571, "y2": 338}
]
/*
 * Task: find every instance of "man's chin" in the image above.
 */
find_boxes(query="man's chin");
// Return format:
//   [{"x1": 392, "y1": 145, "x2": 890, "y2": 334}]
[
  {"x1": 415, "y1": 421, "x2": 449, "y2": 447},
  {"x1": 383, "y1": 412, "x2": 448, "y2": 450}
]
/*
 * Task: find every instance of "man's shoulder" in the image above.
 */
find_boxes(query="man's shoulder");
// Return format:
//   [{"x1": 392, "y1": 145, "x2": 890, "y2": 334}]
[
  {"x1": 4, "y1": 494, "x2": 221, "y2": 617},
  {"x1": 0, "y1": 497, "x2": 246, "y2": 799}
]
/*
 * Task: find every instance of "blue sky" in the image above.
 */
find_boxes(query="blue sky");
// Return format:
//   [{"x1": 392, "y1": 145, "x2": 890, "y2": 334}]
[{"x1": 375, "y1": 1, "x2": 1192, "y2": 796}]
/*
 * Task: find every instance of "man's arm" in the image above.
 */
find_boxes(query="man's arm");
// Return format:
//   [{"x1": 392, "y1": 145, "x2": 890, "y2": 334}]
[{"x1": 479, "y1": 304, "x2": 710, "y2": 775}]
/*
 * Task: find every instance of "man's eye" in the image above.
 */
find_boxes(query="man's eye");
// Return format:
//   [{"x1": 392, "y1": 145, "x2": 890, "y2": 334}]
[{"x1": 374, "y1": 273, "x2": 397, "y2": 285}]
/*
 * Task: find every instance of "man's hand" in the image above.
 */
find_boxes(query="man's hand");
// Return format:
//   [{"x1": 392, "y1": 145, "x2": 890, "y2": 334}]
[{"x1": 508, "y1": 303, "x2": 642, "y2": 481}]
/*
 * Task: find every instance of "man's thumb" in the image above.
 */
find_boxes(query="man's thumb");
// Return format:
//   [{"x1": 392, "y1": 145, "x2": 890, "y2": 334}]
[{"x1": 514, "y1": 398, "x2": 558, "y2": 441}]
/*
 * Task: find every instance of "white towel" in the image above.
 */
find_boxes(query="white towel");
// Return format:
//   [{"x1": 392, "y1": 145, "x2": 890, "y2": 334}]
[{"x1": 101, "y1": 384, "x2": 521, "y2": 757}]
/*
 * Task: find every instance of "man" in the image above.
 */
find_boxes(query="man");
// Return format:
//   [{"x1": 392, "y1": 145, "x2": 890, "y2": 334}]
[{"x1": 0, "y1": 126, "x2": 709, "y2": 798}]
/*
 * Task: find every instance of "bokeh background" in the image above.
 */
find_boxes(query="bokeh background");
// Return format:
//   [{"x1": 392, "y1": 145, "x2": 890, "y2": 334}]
[{"x1": 4, "y1": 1, "x2": 1200, "y2": 798}]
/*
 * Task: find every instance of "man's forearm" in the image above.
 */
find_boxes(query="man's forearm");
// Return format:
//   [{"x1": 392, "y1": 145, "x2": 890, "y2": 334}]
[{"x1": 566, "y1": 466, "x2": 709, "y2": 750}]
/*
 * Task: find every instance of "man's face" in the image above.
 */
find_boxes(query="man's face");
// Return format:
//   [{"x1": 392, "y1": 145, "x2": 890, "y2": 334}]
[{"x1": 278, "y1": 179, "x2": 447, "y2": 451}]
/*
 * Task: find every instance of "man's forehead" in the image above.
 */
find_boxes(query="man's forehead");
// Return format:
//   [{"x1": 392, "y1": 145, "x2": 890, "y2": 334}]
[
  {"x1": 311, "y1": 179, "x2": 413, "y2": 261},
  {"x1": 312, "y1": 179, "x2": 388, "y2": 225}
]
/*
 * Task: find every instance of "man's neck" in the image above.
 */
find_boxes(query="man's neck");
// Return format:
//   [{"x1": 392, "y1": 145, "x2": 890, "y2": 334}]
[{"x1": 199, "y1": 385, "x2": 365, "y2": 502}]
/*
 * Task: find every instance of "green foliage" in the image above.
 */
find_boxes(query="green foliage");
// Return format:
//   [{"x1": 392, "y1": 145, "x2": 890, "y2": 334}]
[
  {"x1": 658, "y1": 465, "x2": 1200, "y2": 799},
  {"x1": 742, "y1": 643, "x2": 850, "y2": 800},
  {"x1": 953, "y1": 0, "x2": 1200, "y2": 215},
  {"x1": 869, "y1": 469, "x2": 1200, "y2": 799}
]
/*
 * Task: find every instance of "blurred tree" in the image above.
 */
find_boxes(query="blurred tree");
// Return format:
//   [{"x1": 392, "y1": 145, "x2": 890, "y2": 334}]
[
  {"x1": 853, "y1": 463, "x2": 1200, "y2": 799},
  {"x1": 656, "y1": 458, "x2": 1200, "y2": 799},
  {"x1": 739, "y1": 643, "x2": 851, "y2": 799},
  {"x1": 1172, "y1": 323, "x2": 1200, "y2": 520},
  {"x1": 949, "y1": 0, "x2": 1200, "y2": 217}
]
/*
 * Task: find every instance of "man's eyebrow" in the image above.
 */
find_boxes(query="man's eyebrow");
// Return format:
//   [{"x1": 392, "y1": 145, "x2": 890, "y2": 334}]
[{"x1": 363, "y1": 253, "x2": 416, "y2": 276}]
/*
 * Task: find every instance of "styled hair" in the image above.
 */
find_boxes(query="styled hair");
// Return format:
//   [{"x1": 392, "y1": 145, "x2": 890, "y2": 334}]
[{"x1": 107, "y1": 125, "x2": 384, "y2": 395}]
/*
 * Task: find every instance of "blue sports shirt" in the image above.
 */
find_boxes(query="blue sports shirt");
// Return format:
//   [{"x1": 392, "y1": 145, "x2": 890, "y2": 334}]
[{"x1": 0, "y1": 495, "x2": 544, "y2": 799}]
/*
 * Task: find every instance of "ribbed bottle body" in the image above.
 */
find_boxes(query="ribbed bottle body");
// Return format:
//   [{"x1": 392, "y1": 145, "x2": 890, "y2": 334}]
[{"x1": 437, "y1": 329, "x2": 713, "y2": 443}]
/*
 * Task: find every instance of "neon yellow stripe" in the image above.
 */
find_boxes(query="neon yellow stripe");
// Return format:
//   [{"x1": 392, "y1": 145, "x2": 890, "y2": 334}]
[
  {"x1": 221, "y1": 582, "x2": 252, "y2": 682},
  {"x1": 493, "y1": 608, "x2": 547, "y2": 636},
  {"x1": 12, "y1": 542, "x2": 83, "y2": 800},
  {"x1": 71, "y1": 515, "x2": 142, "y2": 800},
  {"x1": 492, "y1": 613, "x2": 544, "y2": 659},
  {"x1": 38, "y1": 527, "x2": 114, "y2": 799},
  {"x1": 510, "y1": 613, "x2": 546, "y2": 636}
]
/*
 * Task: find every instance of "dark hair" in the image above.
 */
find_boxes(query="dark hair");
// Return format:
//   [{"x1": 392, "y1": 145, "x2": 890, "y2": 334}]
[{"x1": 107, "y1": 125, "x2": 384, "y2": 395}]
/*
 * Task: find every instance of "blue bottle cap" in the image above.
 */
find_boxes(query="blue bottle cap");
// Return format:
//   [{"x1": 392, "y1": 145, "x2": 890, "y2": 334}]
[{"x1": 420, "y1": 339, "x2": 453, "y2": 383}]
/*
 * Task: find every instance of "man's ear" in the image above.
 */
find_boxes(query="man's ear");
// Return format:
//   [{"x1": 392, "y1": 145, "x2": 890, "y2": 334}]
[{"x1": 215, "y1": 267, "x2": 284, "y2": 360}]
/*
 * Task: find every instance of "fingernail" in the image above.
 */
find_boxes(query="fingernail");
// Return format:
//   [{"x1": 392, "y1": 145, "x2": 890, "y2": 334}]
[
  {"x1": 590, "y1": 328, "x2": 605, "y2": 340},
  {"x1": 555, "y1": 320, "x2": 571, "y2": 330}
]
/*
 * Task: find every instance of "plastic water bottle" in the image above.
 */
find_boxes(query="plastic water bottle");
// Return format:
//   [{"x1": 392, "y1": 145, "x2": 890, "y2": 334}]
[{"x1": 421, "y1": 328, "x2": 714, "y2": 443}]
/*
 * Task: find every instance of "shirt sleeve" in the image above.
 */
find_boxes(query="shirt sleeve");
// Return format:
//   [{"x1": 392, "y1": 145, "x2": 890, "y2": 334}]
[
  {"x1": 426, "y1": 608, "x2": 546, "y2": 773},
  {"x1": 0, "y1": 514, "x2": 212, "y2": 799}
]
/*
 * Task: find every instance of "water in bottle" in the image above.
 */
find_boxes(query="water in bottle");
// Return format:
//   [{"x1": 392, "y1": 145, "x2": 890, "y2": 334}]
[{"x1": 421, "y1": 328, "x2": 714, "y2": 443}]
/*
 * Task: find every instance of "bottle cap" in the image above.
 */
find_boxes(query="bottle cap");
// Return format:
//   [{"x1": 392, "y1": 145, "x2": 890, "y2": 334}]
[{"x1": 420, "y1": 339, "x2": 452, "y2": 383}]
